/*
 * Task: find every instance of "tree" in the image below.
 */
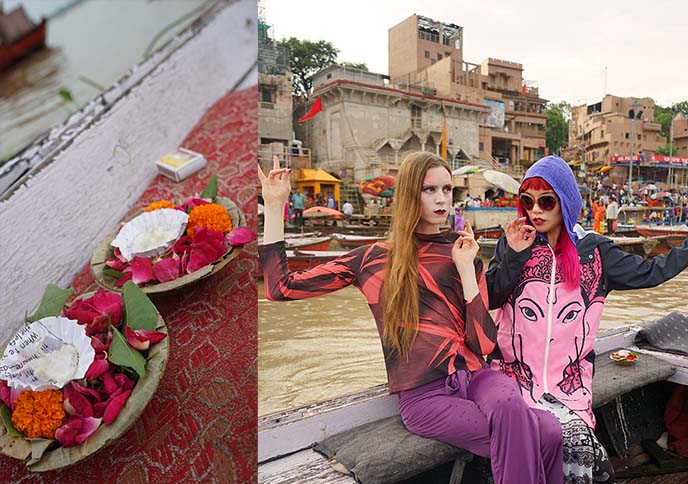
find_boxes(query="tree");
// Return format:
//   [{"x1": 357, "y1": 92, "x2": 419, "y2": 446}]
[
  {"x1": 277, "y1": 37, "x2": 339, "y2": 97},
  {"x1": 340, "y1": 61, "x2": 368, "y2": 71},
  {"x1": 654, "y1": 101, "x2": 688, "y2": 141},
  {"x1": 545, "y1": 101, "x2": 571, "y2": 156}
]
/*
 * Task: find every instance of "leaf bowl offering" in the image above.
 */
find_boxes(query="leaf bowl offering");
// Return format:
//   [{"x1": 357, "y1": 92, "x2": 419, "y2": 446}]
[
  {"x1": 610, "y1": 349, "x2": 639, "y2": 366},
  {"x1": 0, "y1": 283, "x2": 168, "y2": 471},
  {"x1": 91, "y1": 176, "x2": 255, "y2": 295}
]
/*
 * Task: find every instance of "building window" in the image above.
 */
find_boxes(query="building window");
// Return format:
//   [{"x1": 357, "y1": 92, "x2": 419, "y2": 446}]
[
  {"x1": 442, "y1": 36, "x2": 450, "y2": 46},
  {"x1": 431, "y1": 59, "x2": 436, "y2": 64},
  {"x1": 259, "y1": 85, "x2": 276, "y2": 104},
  {"x1": 437, "y1": 53, "x2": 442, "y2": 60},
  {"x1": 445, "y1": 51, "x2": 451, "y2": 57},
  {"x1": 625, "y1": 133, "x2": 629, "y2": 139},
  {"x1": 424, "y1": 50, "x2": 430, "y2": 59},
  {"x1": 479, "y1": 142, "x2": 484, "y2": 151}
]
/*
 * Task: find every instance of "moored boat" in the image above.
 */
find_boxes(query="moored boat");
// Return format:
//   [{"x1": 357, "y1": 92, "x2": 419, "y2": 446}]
[
  {"x1": 473, "y1": 225, "x2": 503, "y2": 239},
  {"x1": 258, "y1": 319, "x2": 688, "y2": 483},
  {"x1": 332, "y1": 233, "x2": 387, "y2": 248},
  {"x1": 284, "y1": 235, "x2": 332, "y2": 251},
  {"x1": 0, "y1": 6, "x2": 46, "y2": 71},
  {"x1": 635, "y1": 224, "x2": 688, "y2": 238}
]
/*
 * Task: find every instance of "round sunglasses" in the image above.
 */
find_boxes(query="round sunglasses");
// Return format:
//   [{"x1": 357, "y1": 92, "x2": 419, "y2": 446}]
[{"x1": 519, "y1": 193, "x2": 558, "y2": 211}]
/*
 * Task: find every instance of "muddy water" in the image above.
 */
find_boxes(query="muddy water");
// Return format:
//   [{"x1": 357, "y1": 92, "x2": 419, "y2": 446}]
[{"x1": 258, "y1": 261, "x2": 688, "y2": 416}]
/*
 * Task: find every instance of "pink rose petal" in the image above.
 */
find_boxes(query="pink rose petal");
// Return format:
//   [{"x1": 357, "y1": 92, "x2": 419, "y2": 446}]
[
  {"x1": 130, "y1": 257, "x2": 155, "y2": 285},
  {"x1": 56, "y1": 416, "x2": 102, "y2": 447},
  {"x1": 225, "y1": 226, "x2": 256, "y2": 246},
  {"x1": 72, "y1": 381, "x2": 101, "y2": 401},
  {"x1": 85, "y1": 357, "x2": 110, "y2": 379},
  {"x1": 153, "y1": 257, "x2": 180, "y2": 283},
  {"x1": 63, "y1": 384, "x2": 94, "y2": 417},
  {"x1": 125, "y1": 327, "x2": 167, "y2": 351},
  {"x1": 102, "y1": 389, "x2": 132, "y2": 425},
  {"x1": 115, "y1": 271, "x2": 133, "y2": 287}
]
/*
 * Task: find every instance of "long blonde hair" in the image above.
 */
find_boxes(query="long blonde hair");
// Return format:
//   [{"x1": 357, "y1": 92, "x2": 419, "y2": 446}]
[{"x1": 382, "y1": 152, "x2": 451, "y2": 359}]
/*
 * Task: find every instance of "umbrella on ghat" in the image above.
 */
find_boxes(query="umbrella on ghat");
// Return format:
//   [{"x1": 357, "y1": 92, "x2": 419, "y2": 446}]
[
  {"x1": 303, "y1": 206, "x2": 342, "y2": 218},
  {"x1": 482, "y1": 169, "x2": 521, "y2": 194},
  {"x1": 360, "y1": 176, "x2": 395, "y2": 197}
]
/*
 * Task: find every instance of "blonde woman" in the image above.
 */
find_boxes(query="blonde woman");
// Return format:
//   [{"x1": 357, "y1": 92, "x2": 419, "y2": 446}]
[{"x1": 260, "y1": 153, "x2": 563, "y2": 484}]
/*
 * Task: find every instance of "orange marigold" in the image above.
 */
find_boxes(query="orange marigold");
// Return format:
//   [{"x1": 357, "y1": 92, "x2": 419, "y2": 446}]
[
  {"x1": 186, "y1": 203, "x2": 233, "y2": 237},
  {"x1": 12, "y1": 389, "x2": 66, "y2": 439},
  {"x1": 145, "y1": 200, "x2": 176, "y2": 212}
]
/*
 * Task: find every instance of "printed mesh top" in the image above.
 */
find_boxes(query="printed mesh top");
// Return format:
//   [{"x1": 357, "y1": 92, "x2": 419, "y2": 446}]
[{"x1": 259, "y1": 233, "x2": 497, "y2": 393}]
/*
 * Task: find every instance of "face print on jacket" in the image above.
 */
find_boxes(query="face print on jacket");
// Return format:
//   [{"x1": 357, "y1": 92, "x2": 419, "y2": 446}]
[{"x1": 494, "y1": 244, "x2": 604, "y2": 425}]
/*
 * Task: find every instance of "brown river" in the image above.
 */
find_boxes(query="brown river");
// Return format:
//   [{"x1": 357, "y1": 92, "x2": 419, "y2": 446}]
[{"x1": 258, "y1": 258, "x2": 688, "y2": 416}]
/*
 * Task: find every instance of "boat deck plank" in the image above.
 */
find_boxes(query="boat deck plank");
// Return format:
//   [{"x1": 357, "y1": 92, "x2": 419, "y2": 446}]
[{"x1": 259, "y1": 449, "x2": 356, "y2": 484}]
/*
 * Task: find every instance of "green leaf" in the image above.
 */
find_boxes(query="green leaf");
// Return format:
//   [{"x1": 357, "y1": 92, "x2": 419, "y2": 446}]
[
  {"x1": 200, "y1": 174, "x2": 218, "y2": 201},
  {"x1": 103, "y1": 267, "x2": 124, "y2": 279},
  {"x1": 28, "y1": 438, "x2": 54, "y2": 464},
  {"x1": 26, "y1": 284, "x2": 74, "y2": 322},
  {"x1": 0, "y1": 404, "x2": 22, "y2": 437},
  {"x1": 122, "y1": 281, "x2": 158, "y2": 331},
  {"x1": 108, "y1": 325, "x2": 146, "y2": 378}
]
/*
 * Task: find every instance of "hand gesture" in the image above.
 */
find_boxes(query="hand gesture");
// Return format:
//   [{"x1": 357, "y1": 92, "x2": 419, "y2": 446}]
[
  {"x1": 452, "y1": 221, "x2": 479, "y2": 270},
  {"x1": 505, "y1": 217, "x2": 536, "y2": 252},
  {"x1": 258, "y1": 155, "x2": 291, "y2": 207}
]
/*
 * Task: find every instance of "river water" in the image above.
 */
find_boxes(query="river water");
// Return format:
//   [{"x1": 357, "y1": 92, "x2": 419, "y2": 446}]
[
  {"x1": 0, "y1": 0, "x2": 209, "y2": 162},
  {"x1": 258, "y1": 258, "x2": 688, "y2": 416}
]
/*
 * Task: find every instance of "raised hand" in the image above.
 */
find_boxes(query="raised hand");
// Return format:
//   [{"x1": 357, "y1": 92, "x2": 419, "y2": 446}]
[
  {"x1": 452, "y1": 220, "x2": 479, "y2": 269},
  {"x1": 504, "y1": 217, "x2": 536, "y2": 252},
  {"x1": 258, "y1": 155, "x2": 291, "y2": 207}
]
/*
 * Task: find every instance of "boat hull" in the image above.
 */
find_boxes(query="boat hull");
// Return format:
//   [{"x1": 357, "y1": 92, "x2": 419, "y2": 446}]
[{"x1": 0, "y1": 20, "x2": 46, "y2": 71}]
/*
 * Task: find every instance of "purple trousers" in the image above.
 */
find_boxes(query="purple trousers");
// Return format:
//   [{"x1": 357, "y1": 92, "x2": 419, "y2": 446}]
[{"x1": 399, "y1": 368, "x2": 563, "y2": 484}]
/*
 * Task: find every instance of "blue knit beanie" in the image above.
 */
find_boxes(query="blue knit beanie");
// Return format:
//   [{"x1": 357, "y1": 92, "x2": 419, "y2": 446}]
[{"x1": 521, "y1": 155, "x2": 583, "y2": 245}]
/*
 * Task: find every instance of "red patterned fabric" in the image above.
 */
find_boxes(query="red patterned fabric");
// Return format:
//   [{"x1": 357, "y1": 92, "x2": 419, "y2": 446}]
[{"x1": 0, "y1": 86, "x2": 258, "y2": 483}]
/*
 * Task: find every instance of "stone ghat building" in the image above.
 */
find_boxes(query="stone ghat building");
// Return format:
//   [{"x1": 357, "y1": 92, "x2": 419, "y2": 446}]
[
  {"x1": 567, "y1": 95, "x2": 665, "y2": 165},
  {"x1": 388, "y1": 14, "x2": 547, "y2": 168},
  {"x1": 299, "y1": 65, "x2": 488, "y2": 183}
]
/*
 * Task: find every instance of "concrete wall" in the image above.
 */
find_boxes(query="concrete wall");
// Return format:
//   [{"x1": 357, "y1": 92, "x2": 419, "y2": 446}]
[
  {"x1": 259, "y1": 72, "x2": 293, "y2": 143},
  {"x1": 0, "y1": 0, "x2": 257, "y2": 343}
]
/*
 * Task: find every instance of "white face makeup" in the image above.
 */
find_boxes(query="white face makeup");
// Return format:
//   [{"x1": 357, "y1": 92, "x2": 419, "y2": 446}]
[{"x1": 416, "y1": 166, "x2": 452, "y2": 234}]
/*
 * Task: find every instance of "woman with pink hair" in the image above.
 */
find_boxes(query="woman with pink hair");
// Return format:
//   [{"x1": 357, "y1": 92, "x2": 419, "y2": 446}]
[{"x1": 486, "y1": 155, "x2": 688, "y2": 483}]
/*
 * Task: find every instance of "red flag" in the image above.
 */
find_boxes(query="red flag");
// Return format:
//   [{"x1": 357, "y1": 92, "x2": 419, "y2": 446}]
[{"x1": 298, "y1": 96, "x2": 322, "y2": 123}]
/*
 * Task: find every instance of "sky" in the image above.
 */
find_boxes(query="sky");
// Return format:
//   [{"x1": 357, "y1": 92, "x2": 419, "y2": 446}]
[{"x1": 262, "y1": 0, "x2": 688, "y2": 107}]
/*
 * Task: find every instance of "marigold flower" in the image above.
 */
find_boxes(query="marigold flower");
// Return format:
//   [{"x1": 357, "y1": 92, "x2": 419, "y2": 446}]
[
  {"x1": 186, "y1": 203, "x2": 232, "y2": 238},
  {"x1": 12, "y1": 389, "x2": 66, "y2": 439},
  {"x1": 145, "y1": 200, "x2": 176, "y2": 212}
]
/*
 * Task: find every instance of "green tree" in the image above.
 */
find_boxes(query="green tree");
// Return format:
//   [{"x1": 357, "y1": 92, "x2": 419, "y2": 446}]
[
  {"x1": 340, "y1": 61, "x2": 368, "y2": 71},
  {"x1": 277, "y1": 37, "x2": 339, "y2": 97},
  {"x1": 545, "y1": 101, "x2": 571, "y2": 155},
  {"x1": 654, "y1": 101, "x2": 688, "y2": 140}
]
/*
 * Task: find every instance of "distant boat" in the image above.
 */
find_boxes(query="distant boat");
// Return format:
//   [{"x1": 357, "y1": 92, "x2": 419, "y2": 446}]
[
  {"x1": 284, "y1": 235, "x2": 332, "y2": 251},
  {"x1": 332, "y1": 233, "x2": 386, "y2": 248},
  {"x1": 634, "y1": 225, "x2": 688, "y2": 238},
  {"x1": 0, "y1": 6, "x2": 47, "y2": 71}
]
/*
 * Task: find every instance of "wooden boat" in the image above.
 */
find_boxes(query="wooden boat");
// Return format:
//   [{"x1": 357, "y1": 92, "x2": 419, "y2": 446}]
[
  {"x1": 0, "y1": 7, "x2": 47, "y2": 71},
  {"x1": 473, "y1": 225, "x2": 503, "y2": 239},
  {"x1": 258, "y1": 321, "x2": 688, "y2": 483},
  {"x1": 609, "y1": 236, "x2": 657, "y2": 258},
  {"x1": 332, "y1": 233, "x2": 387, "y2": 248},
  {"x1": 284, "y1": 235, "x2": 332, "y2": 251},
  {"x1": 634, "y1": 225, "x2": 688, "y2": 238},
  {"x1": 477, "y1": 237, "x2": 498, "y2": 259}
]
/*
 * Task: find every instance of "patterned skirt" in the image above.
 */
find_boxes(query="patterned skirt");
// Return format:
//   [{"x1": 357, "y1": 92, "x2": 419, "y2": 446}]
[{"x1": 536, "y1": 395, "x2": 616, "y2": 484}]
